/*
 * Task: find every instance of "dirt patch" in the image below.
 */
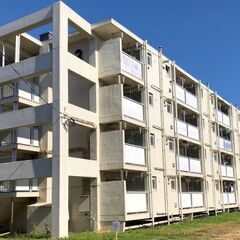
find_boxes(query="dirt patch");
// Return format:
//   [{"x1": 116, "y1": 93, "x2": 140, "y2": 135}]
[{"x1": 193, "y1": 223, "x2": 240, "y2": 240}]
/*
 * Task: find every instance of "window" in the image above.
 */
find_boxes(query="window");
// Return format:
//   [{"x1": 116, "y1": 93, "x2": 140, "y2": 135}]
[
  {"x1": 212, "y1": 123, "x2": 216, "y2": 133},
  {"x1": 149, "y1": 93, "x2": 153, "y2": 106},
  {"x1": 168, "y1": 139, "x2": 174, "y2": 151},
  {"x1": 211, "y1": 95, "x2": 215, "y2": 105},
  {"x1": 150, "y1": 133, "x2": 155, "y2": 147},
  {"x1": 166, "y1": 101, "x2": 172, "y2": 114},
  {"x1": 202, "y1": 118, "x2": 205, "y2": 128},
  {"x1": 170, "y1": 178, "x2": 176, "y2": 190},
  {"x1": 213, "y1": 152, "x2": 218, "y2": 162},
  {"x1": 147, "y1": 53, "x2": 152, "y2": 66},
  {"x1": 165, "y1": 65, "x2": 171, "y2": 77},
  {"x1": 152, "y1": 176, "x2": 157, "y2": 190}
]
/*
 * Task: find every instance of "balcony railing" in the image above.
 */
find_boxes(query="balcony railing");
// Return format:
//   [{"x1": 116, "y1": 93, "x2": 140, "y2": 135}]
[
  {"x1": 221, "y1": 165, "x2": 234, "y2": 177},
  {"x1": 121, "y1": 52, "x2": 143, "y2": 80},
  {"x1": 176, "y1": 84, "x2": 198, "y2": 109},
  {"x1": 0, "y1": 81, "x2": 39, "y2": 103},
  {"x1": 124, "y1": 143, "x2": 145, "y2": 166},
  {"x1": 123, "y1": 97, "x2": 144, "y2": 122},
  {"x1": 177, "y1": 120, "x2": 200, "y2": 140},
  {"x1": 223, "y1": 192, "x2": 236, "y2": 204},
  {"x1": 181, "y1": 192, "x2": 204, "y2": 208},
  {"x1": 15, "y1": 179, "x2": 38, "y2": 192},
  {"x1": 219, "y1": 138, "x2": 232, "y2": 151},
  {"x1": 0, "y1": 132, "x2": 12, "y2": 146},
  {"x1": 17, "y1": 127, "x2": 39, "y2": 147},
  {"x1": 0, "y1": 179, "x2": 38, "y2": 193},
  {"x1": 126, "y1": 191, "x2": 147, "y2": 213},
  {"x1": 179, "y1": 156, "x2": 201, "y2": 173},
  {"x1": 0, "y1": 181, "x2": 11, "y2": 192},
  {"x1": 217, "y1": 110, "x2": 230, "y2": 127}
]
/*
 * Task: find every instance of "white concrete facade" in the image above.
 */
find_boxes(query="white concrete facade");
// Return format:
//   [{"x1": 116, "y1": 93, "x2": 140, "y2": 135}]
[{"x1": 0, "y1": 1, "x2": 239, "y2": 238}]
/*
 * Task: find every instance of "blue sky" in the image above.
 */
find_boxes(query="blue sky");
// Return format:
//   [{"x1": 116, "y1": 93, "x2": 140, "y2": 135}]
[{"x1": 0, "y1": 0, "x2": 239, "y2": 106}]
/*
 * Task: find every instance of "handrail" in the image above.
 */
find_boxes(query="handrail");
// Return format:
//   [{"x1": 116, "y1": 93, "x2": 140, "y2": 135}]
[
  {"x1": 177, "y1": 119, "x2": 198, "y2": 129},
  {"x1": 122, "y1": 51, "x2": 143, "y2": 65},
  {"x1": 179, "y1": 155, "x2": 201, "y2": 161},
  {"x1": 125, "y1": 142, "x2": 145, "y2": 149},
  {"x1": 123, "y1": 96, "x2": 144, "y2": 106},
  {"x1": 176, "y1": 83, "x2": 197, "y2": 98}
]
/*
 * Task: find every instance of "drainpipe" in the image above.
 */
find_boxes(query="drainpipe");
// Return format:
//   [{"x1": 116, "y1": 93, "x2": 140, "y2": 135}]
[
  {"x1": 158, "y1": 47, "x2": 170, "y2": 224},
  {"x1": 230, "y1": 105, "x2": 239, "y2": 208},
  {"x1": 198, "y1": 81, "x2": 209, "y2": 214},
  {"x1": 215, "y1": 94, "x2": 225, "y2": 212},
  {"x1": 208, "y1": 85, "x2": 217, "y2": 215},
  {"x1": 143, "y1": 40, "x2": 154, "y2": 225},
  {"x1": 172, "y1": 61, "x2": 183, "y2": 220}
]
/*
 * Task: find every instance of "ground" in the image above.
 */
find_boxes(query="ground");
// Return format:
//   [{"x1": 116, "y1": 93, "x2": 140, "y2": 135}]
[{"x1": 1, "y1": 211, "x2": 240, "y2": 239}]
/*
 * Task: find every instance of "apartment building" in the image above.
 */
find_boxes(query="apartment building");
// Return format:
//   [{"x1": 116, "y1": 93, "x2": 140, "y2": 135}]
[{"x1": 0, "y1": 1, "x2": 239, "y2": 238}]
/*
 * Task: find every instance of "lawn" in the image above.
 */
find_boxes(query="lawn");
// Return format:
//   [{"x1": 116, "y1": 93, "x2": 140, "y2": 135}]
[{"x1": 2, "y1": 211, "x2": 240, "y2": 240}]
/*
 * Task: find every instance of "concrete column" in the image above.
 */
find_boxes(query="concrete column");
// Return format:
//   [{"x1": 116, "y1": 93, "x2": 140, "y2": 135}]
[
  {"x1": 15, "y1": 35, "x2": 20, "y2": 63},
  {"x1": 51, "y1": 2, "x2": 69, "y2": 238},
  {"x1": 2, "y1": 43, "x2": 5, "y2": 67}
]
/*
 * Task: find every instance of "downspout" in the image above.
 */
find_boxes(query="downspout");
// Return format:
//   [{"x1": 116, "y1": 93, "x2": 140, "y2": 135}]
[
  {"x1": 172, "y1": 62, "x2": 183, "y2": 220},
  {"x1": 158, "y1": 47, "x2": 170, "y2": 224},
  {"x1": 143, "y1": 40, "x2": 154, "y2": 224},
  {"x1": 198, "y1": 81, "x2": 209, "y2": 214},
  {"x1": 230, "y1": 106, "x2": 238, "y2": 208},
  {"x1": 215, "y1": 94, "x2": 225, "y2": 212},
  {"x1": 208, "y1": 86, "x2": 217, "y2": 215}
]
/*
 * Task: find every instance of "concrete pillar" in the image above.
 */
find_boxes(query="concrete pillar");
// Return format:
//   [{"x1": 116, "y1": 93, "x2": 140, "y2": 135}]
[
  {"x1": 2, "y1": 43, "x2": 5, "y2": 67},
  {"x1": 15, "y1": 35, "x2": 20, "y2": 63},
  {"x1": 51, "y1": 2, "x2": 69, "y2": 238}
]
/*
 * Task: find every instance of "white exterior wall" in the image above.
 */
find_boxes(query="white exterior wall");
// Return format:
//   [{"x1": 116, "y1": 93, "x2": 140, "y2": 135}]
[{"x1": 0, "y1": 1, "x2": 239, "y2": 238}]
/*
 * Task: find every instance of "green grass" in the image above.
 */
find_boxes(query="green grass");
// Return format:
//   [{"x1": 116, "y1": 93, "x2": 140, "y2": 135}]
[{"x1": 2, "y1": 211, "x2": 240, "y2": 240}]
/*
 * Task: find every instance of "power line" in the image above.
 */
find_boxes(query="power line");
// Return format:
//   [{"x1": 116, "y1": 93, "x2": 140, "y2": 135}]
[{"x1": 0, "y1": 48, "x2": 76, "y2": 128}]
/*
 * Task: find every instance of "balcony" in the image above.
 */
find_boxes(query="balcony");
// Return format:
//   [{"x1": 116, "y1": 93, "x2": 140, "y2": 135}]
[
  {"x1": 177, "y1": 120, "x2": 199, "y2": 141},
  {"x1": 181, "y1": 192, "x2": 204, "y2": 208},
  {"x1": 221, "y1": 165, "x2": 234, "y2": 178},
  {"x1": 100, "y1": 129, "x2": 146, "y2": 170},
  {"x1": 0, "y1": 179, "x2": 38, "y2": 193},
  {"x1": 217, "y1": 110, "x2": 230, "y2": 127},
  {"x1": 121, "y1": 52, "x2": 142, "y2": 80},
  {"x1": 179, "y1": 156, "x2": 201, "y2": 173},
  {"x1": 123, "y1": 97, "x2": 144, "y2": 122},
  {"x1": 124, "y1": 144, "x2": 145, "y2": 165},
  {"x1": 0, "y1": 127, "x2": 39, "y2": 148},
  {"x1": 219, "y1": 138, "x2": 232, "y2": 151},
  {"x1": 223, "y1": 193, "x2": 236, "y2": 205},
  {"x1": 0, "y1": 80, "x2": 40, "y2": 103},
  {"x1": 98, "y1": 38, "x2": 143, "y2": 83},
  {"x1": 126, "y1": 191, "x2": 148, "y2": 213},
  {"x1": 100, "y1": 84, "x2": 144, "y2": 126},
  {"x1": 176, "y1": 84, "x2": 198, "y2": 110}
]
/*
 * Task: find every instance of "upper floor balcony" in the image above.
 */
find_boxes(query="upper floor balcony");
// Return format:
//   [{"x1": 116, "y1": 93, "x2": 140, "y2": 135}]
[
  {"x1": 0, "y1": 126, "x2": 39, "y2": 150},
  {"x1": 0, "y1": 80, "x2": 40, "y2": 111},
  {"x1": 100, "y1": 128, "x2": 146, "y2": 171},
  {"x1": 177, "y1": 106, "x2": 200, "y2": 141},
  {"x1": 99, "y1": 83, "x2": 145, "y2": 127},
  {"x1": 178, "y1": 141, "x2": 201, "y2": 174},
  {"x1": 0, "y1": 178, "x2": 39, "y2": 197},
  {"x1": 217, "y1": 100, "x2": 230, "y2": 127},
  {"x1": 180, "y1": 177, "x2": 204, "y2": 209},
  {"x1": 101, "y1": 172, "x2": 148, "y2": 221},
  {"x1": 219, "y1": 126, "x2": 232, "y2": 152},
  {"x1": 98, "y1": 38, "x2": 143, "y2": 84},
  {"x1": 176, "y1": 73, "x2": 198, "y2": 110},
  {"x1": 221, "y1": 154, "x2": 234, "y2": 178},
  {"x1": 223, "y1": 180, "x2": 236, "y2": 205}
]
